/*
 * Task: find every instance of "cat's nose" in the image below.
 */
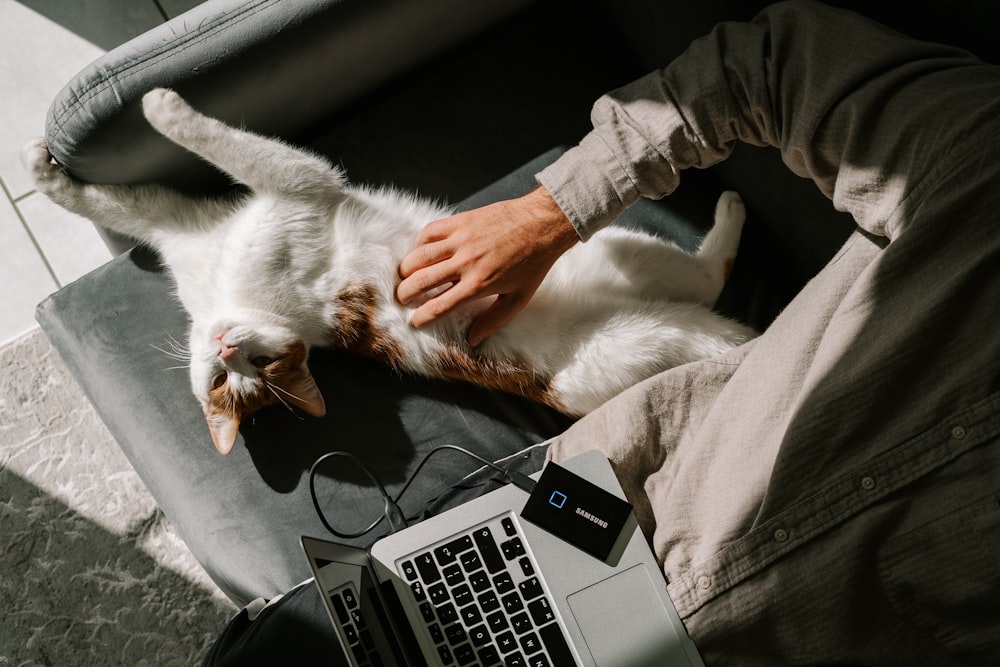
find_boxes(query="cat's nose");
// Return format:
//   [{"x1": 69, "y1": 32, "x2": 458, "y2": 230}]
[{"x1": 218, "y1": 340, "x2": 240, "y2": 362}]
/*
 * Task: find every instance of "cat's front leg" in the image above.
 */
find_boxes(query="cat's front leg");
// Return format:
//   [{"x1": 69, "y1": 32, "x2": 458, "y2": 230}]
[
  {"x1": 22, "y1": 137, "x2": 69, "y2": 196},
  {"x1": 21, "y1": 137, "x2": 111, "y2": 223},
  {"x1": 21, "y1": 137, "x2": 213, "y2": 242},
  {"x1": 142, "y1": 88, "x2": 343, "y2": 199}
]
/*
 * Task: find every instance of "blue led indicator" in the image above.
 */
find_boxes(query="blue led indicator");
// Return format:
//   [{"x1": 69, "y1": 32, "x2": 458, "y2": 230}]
[{"x1": 549, "y1": 491, "x2": 567, "y2": 509}]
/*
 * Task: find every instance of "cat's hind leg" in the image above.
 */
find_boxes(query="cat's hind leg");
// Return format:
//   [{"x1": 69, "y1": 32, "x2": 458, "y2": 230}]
[
  {"x1": 141, "y1": 88, "x2": 342, "y2": 199},
  {"x1": 695, "y1": 191, "x2": 746, "y2": 301},
  {"x1": 21, "y1": 137, "x2": 218, "y2": 242}
]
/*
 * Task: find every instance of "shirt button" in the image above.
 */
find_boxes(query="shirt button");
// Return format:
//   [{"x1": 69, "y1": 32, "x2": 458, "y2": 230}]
[
  {"x1": 951, "y1": 425, "x2": 967, "y2": 439},
  {"x1": 773, "y1": 528, "x2": 789, "y2": 543},
  {"x1": 861, "y1": 476, "x2": 876, "y2": 491},
  {"x1": 697, "y1": 575, "x2": 712, "y2": 590}
]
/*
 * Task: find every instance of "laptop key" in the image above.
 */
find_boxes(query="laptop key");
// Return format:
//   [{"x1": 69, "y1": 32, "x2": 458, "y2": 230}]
[
  {"x1": 504, "y1": 652, "x2": 526, "y2": 667},
  {"x1": 415, "y1": 552, "x2": 442, "y2": 584},
  {"x1": 510, "y1": 611, "x2": 532, "y2": 635},
  {"x1": 469, "y1": 570, "x2": 491, "y2": 592},
  {"x1": 436, "y1": 644, "x2": 455, "y2": 665},
  {"x1": 518, "y1": 577, "x2": 544, "y2": 601},
  {"x1": 486, "y1": 609, "x2": 509, "y2": 633},
  {"x1": 401, "y1": 559, "x2": 418, "y2": 581},
  {"x1": 473, "y1": 526, "x2": 506, "y2": 573},
  {"x1": 518, "y1": 631, "x2": 542, "y2": 655},
  {"x1": 443, "y1": 563, "x2": 465, "y2": 587},
  {"x1": 330, "y1": 593, "x2": 349, "y2": 624},
  {"x1": 454, "y1": 643, "x2": 477, "y2": 665},
  {"x1": 496, "y1": 631, "x2": 518, "y2": 654},
  {"x1": 527, "y1": 597, "x2": 556, "y2": 626},
  {"x1": 410, "y1": 580, "x2": 426, "y2": 602},
  {"x1": 501, "y1": 591, "x2": 524, "y2": 614},
  {"x1": 445, "y1": 623, "x2": 467, "y2": 645},
  {"x1": 460, "y1": 603, "x2": 482, "y2": 626},
  {"x1": 501, "y1": 537, "x2": 526, "y2": 561},
  {"x1": 459, "y1": 550, "x2": 483, "y2": 573},
  {"x1": 452, "y1": 583, "x2": 474, "y2": 607},
  {"x1": 437, "y1": 602, "x2": 459, "y2": 625},
  {"x1": 436, "y1": 535, "x2": 474, "y2": 566},
  {"x1": 493, "y1": 572, "x2": 515, "y2": 594},
  {"x1": 479, "y1": 589, "x2": 501, "y2": 613},
  {"x1": 429, "y1": 582, "x2": 450, "y2": 606},
  {"x1": 538, "y1": 621, "x2": 575, "y2": 666},
  {"x1": 469, "y1": 623, "x2": 491, "y2": 647},
  {"x1": 478, "y1": 645, "x2": 502, "y2": 665}
]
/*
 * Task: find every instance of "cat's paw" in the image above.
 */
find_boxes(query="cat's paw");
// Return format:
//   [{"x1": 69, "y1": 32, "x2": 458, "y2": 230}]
[
  {"x1": 20, "y1": 137, "x2": 64, "y2": 184},
  {"x1": 715, "y1": 190, "x2": 746, "y2": 226},
  {"x1": 142, "y1": 88, "x2": 194, "y2": 133}
]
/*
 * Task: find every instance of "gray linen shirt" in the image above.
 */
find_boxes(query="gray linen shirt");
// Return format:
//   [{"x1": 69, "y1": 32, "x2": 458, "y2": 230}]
[{"x1": 536, "y1": 1, "x2": 1000, "y2": 664}]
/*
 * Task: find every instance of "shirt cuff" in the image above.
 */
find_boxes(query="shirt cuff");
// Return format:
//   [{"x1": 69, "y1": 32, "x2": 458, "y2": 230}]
[{"x1": 534, "y1": 133, "x2": 638, "y2": 242}]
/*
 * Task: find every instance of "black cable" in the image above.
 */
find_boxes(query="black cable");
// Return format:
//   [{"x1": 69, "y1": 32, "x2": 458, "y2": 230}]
[
  {"x1": 309, "y1": 445, "x2": 536, "y2": 541},
  {"x1": 309, "y1": 451, "x2": 407, "y2": 539}
]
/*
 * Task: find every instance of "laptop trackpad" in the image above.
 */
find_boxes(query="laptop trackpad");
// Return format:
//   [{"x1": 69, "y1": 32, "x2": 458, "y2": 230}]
[{"x1": 567, "y1": 564, "x2": 694, "y2": 666}]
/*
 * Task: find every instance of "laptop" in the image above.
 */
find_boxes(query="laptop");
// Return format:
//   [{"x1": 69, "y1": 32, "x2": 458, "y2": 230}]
[{"x1": 301, "y1": 449, "x2": 704, "y2": 666}]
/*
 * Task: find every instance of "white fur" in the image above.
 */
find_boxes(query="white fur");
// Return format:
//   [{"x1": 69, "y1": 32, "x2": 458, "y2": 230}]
[{"x1": 23, "y1": 89, "x2": 755, "y2": 426}]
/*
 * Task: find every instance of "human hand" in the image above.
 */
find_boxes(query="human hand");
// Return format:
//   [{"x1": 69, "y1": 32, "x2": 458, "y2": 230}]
[{"x1": 396, "y1": 186, "x2": 579, "y2": 346}]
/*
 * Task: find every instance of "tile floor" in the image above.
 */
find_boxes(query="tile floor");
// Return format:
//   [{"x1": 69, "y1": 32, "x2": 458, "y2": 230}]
[{"x1": 0, "y1": 0, "x2": 203, "y2": 346}]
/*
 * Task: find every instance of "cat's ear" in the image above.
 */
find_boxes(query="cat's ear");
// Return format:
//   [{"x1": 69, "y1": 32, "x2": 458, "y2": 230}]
[
  {"x1": 277, "y1": 362, "x2": 326, "y2": 418},
  {"x1": 204, "y1": 405, "x2": 241, "y2": 455}
]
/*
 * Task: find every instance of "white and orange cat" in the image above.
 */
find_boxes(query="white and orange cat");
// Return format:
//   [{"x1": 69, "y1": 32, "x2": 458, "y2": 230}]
[{"x1": 23, "y1": 89, "x2": 754, "y2": 455}]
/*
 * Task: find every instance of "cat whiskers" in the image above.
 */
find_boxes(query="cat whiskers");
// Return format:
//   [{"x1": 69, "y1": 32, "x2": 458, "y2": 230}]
[
  {"x1": 263, "y1": 380, "x2": 305, "y2": 420},
  {"x1": 149, "y1": 334, "x2": 192, "y2": 371}
]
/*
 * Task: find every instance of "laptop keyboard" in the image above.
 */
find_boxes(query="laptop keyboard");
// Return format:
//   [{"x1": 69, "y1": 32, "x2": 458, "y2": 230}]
[
  {"x1": 327, "y1": 582, "x2": 383, "y2": 666},
  {"x1": 399, "y1": 513, "x2": 576, "y2": 667}
]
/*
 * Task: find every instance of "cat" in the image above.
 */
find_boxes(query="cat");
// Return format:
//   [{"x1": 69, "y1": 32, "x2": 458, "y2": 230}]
[{"x1": 23, "y1": 88, "x2": 755, "y2": 455}]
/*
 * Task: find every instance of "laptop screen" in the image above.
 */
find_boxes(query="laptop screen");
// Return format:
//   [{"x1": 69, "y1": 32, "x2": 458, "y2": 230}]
[{"x1": 302, "y1": 536, "x2": 424, "y2": 666}]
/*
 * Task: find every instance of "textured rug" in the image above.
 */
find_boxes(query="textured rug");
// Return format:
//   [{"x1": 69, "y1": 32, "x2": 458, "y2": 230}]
[{"x1": 0, "y1": 327, "x2": 235, "y2": 666}]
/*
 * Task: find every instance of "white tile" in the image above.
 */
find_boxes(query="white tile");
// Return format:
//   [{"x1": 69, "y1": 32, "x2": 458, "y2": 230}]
[
  {"x1": 0, "y1": 191, "x2": 58, "y2": 346},
  {"x1": 12, "y1": 0, "x2": 164, "y2": 50},
  {"x1": 17, "y1": 192, "x2": 112, "y2": 286},
  {"x1": 0, "y1": 0, "x2": 105, "y2": 199}
]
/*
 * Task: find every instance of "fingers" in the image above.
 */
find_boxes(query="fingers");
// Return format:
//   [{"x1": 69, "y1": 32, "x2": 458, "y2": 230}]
[
  {"x1": 397, "y1": 242, "x2": 457, "y2": 305},
  {"x1": 408, "y1": 280, "x2": 479, "y2": 329}
]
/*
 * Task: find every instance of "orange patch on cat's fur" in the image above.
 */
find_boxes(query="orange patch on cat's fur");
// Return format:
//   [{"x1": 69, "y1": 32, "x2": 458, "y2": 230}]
[
  {"x1": 204, "y1": 340, "x2": 324, "y2": 455},
  {"x1": 332, "y1": 284, "x2": 404, "y2": 368},
  {"x1": 432, "y1": 345, "x2": 564, "y2": 413},
  {"x1": 332, "y1": 284, "x2": 564, "y2": 411}
]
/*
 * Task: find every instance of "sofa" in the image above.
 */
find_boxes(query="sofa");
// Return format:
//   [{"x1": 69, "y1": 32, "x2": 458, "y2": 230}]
[{"x1": 33, "y1": 0, "x2": 998, "y2": 660}]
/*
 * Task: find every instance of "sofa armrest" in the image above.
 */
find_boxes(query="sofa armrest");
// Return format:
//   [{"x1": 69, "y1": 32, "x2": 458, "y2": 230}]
[{"x1": 45, "y1": 0, "x2": 534, "y2": 194}]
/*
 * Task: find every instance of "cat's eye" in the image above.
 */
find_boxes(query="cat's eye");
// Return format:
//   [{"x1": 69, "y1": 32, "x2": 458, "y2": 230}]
[
  {"x1": 211, "y1": 373, "x2": 227, "y2": 389},
  {"x1": 251, "y1": 356, "x2": 274, "y2": 368}
]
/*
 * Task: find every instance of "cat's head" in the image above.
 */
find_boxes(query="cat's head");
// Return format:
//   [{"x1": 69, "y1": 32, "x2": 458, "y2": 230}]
[{"x1": 190, "y1": 321, "x2": 326, "y2": 455}]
